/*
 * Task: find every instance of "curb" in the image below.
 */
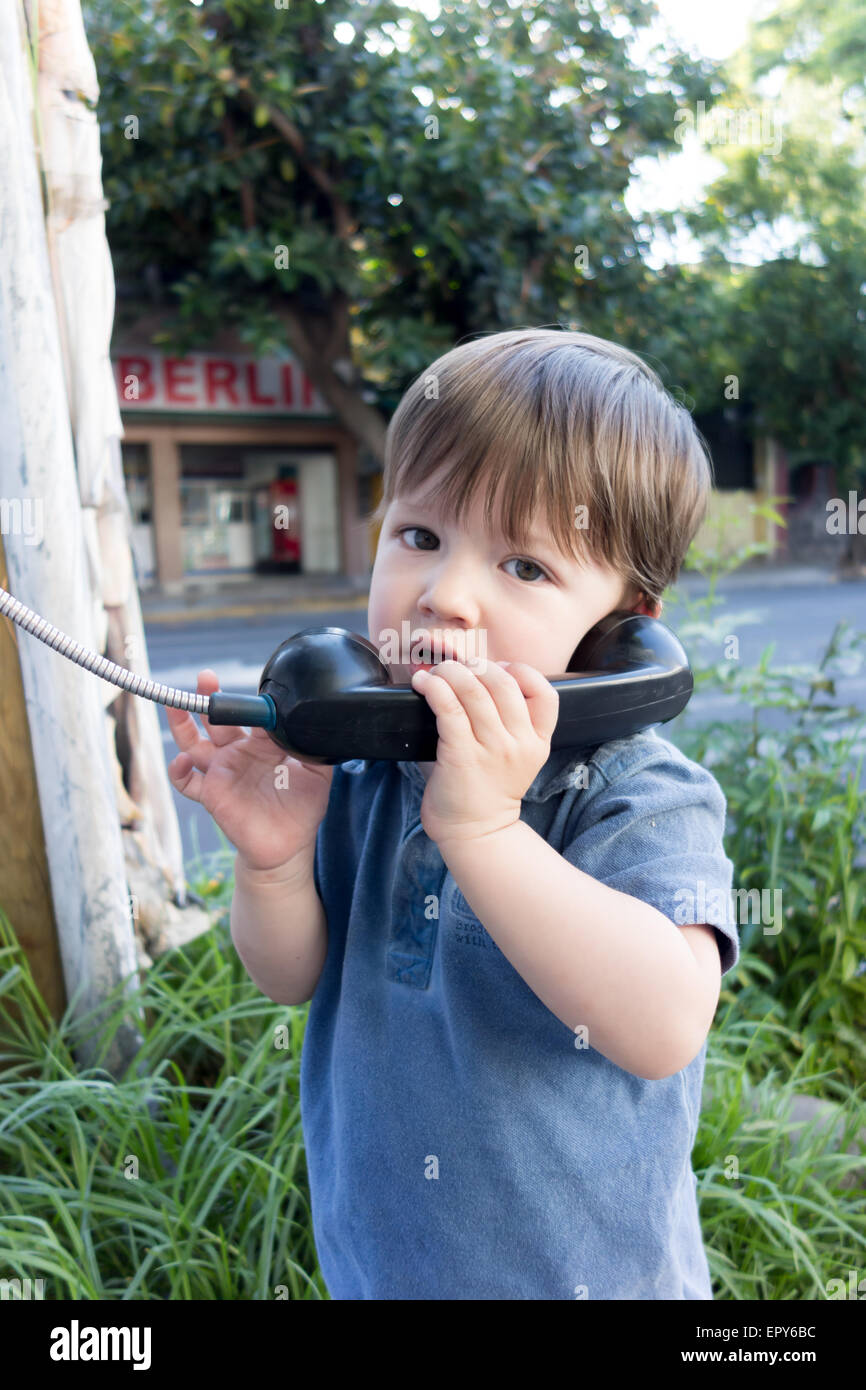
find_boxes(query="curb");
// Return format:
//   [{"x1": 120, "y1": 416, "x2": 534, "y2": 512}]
[
  {"x1": 141, "y1": 592, "x2": 370, "y2": 625},
  {"x1": 139, "y1": 565, "x2": 854, "y2": 625},
  {"x1": 676, "y1": 566, "x2": 841, "y2": 592}
]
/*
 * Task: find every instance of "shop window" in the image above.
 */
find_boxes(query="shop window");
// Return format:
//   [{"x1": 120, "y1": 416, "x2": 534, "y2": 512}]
[
  {"x1": 180, "y1": 480, "x2": 210, "y2": 527},
  {"x1": 215, "y1": 494, "x2": 250, "y2": 523},
  {"x1": 121, "y1": 443, "x2": 153, "y2": 524}
]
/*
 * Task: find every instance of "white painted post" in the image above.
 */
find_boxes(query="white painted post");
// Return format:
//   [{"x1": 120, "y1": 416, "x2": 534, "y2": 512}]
[{"x1": 0, "y1": 1, "x2": 143, "y2": 1075}]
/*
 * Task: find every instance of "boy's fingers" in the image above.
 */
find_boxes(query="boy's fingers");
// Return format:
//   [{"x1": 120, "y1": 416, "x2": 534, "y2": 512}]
[
  {"x1": 165, "y1": 716, "x2": 214, "y2": 774},
  {"x1": 195, "y1": 669, "x2": 246, "y2": 747},
  {"x1": 165, "y1": 695, "x2": 217, "y2": 773},
  {"x1": 165, "y1": 671, "x2": 240, "y2": 759},
  {"x1": 498, "y1": 662, "x2": 560, "y2": 742},
  {"x1": 168, "y1": 752, "x2": 205, "y2": 804}
]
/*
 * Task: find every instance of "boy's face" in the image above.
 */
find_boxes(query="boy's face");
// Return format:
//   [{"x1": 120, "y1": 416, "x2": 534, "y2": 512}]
[{"x1": 368, "y1": 470, "x2": 661, "y2": 682}]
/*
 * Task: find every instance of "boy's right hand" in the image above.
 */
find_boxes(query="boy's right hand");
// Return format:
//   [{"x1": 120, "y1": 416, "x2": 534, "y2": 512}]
[{"x1": 166, "y1": 669, "x2": 335, "y2": 873}]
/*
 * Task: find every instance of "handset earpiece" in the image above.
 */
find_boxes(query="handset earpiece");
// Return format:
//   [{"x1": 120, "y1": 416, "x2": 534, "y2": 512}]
[
  {"x1": 556, "y1": 610, "x2": 693, "y2": 746},
  {"x1": 206, "y1": 611, "x2": 693, "y2": 764}
]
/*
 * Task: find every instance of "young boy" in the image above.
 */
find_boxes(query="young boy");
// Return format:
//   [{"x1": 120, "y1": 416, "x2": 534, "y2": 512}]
[{"x1": 170, "y1": 327, "x2": 738, "y2": 1300}]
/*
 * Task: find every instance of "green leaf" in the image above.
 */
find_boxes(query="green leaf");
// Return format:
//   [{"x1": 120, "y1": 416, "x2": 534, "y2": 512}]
[{"x1": 810, "y1": 806, "x2": 834, "y2": 832}]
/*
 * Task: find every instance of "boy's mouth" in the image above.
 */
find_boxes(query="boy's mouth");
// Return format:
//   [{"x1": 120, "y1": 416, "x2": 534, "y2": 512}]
[
  {"x1": 408, "y1": 652, "x2": 459, "y2": 676},
  {"x1": 406, "y1": 633, "x2": 464, "y2": 676}
]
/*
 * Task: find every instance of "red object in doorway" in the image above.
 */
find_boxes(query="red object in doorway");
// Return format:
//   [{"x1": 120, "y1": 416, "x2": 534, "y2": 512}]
[{"x1": 270, "y1": 477, "x2": 301, "y2": 565}]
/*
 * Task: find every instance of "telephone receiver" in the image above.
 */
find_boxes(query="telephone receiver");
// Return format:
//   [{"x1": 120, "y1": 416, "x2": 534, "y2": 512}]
[
  {"x1": 0, "y1": 586, "x2": 692, "y2": 765},
  {"x1": 207, "y1": 610, "x2": 693, "y2": 764}
]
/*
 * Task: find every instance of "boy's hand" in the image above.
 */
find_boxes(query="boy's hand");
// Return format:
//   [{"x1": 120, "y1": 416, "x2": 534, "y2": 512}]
[
  {"x1": 166, "y1": 669, "x2": 334, "y2": 873},
  {"x1": 410, "y1": 658, "x2": 559, "y2": 849}
]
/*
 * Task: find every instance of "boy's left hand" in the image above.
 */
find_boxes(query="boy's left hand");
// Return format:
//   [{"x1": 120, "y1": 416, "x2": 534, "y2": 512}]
[{"x1": 410, "y1": 658, "x2": 559, "y2": 849}]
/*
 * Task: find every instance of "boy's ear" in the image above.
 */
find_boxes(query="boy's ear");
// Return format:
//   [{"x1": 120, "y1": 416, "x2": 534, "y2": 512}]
[{"x1": 628, "y1": 591, "x2": 663, "y2": 619}]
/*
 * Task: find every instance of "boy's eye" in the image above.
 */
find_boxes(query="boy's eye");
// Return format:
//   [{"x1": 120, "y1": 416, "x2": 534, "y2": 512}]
[
  {"x1": 398, "y1": 526, "x2": 438, "y2": 551},
  {"x1": 397, "y1": 527, "x2": 548, "y2": 582},
  {"x1": 503, "y1": 557, "x2": 547, "y2": 583}
]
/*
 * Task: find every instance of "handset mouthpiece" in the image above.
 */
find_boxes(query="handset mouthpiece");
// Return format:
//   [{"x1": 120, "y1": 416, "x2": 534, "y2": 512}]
[{"x1": 207, "y1": 692, "x2": 277, "y2": 730}]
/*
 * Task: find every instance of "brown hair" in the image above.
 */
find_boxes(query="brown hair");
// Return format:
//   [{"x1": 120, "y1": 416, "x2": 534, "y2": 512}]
[{"x1": 368, "y1": 327, "x2": 714, "y2": 607}]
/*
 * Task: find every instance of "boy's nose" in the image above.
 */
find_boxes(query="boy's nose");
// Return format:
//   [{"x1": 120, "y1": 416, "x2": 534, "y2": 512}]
[
  {"x1": 417, "y1": 572, "x2": 483, "y2": 628},
  {"x1": 417, "y1": 600, "x2": 481, "y2": 633}
]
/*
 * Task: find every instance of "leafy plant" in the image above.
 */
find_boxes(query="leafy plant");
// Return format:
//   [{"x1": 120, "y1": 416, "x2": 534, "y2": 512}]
[{"x1": 667, "y1": 504, "x2": 866, "y2": 1087}]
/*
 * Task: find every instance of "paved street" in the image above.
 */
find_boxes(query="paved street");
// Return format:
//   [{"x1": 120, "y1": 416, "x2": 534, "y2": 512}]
[{"x1": 145, "y1": 576, "x2": 866, "y2": 876}]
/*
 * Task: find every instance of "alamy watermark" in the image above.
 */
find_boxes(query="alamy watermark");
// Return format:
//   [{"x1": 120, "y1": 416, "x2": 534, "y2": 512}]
[
  {"x1": 0, "y1": 496, "x2": 43, "y2": 546},
  {"x1": 674, "y1": 101, "x2": 783, "y2": 157},
  {"x1": 674, "y1": 880, "x2": 783, "y2": 934},
  {"x1": 49, "y1": 1320, "x2": 151, "y2": 1369},
  {"x1": 376, "y1": 621, "x2": 488, "y2": 668},
  {"x1": 0, "y1": 1276, "x2": 45, "y2": 1299},
  {"x1": 826, "y1": 492, "x2": 866, "y2": 535}
]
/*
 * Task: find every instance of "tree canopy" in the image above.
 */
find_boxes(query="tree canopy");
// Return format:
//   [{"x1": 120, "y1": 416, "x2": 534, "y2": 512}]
[
  {"x1": 82, "y1": 0, "x2": 721, "y2": 456},
  {"x1": 82, "y1": 0, "x2": 866, "y2": 488},
  {"x1": 633, "y1": 0, "x2": 866, "y2": 484}
]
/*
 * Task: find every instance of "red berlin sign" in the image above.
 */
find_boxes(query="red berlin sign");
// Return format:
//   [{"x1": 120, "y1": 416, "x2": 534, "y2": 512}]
[{"x1": 113, "y1": 351, "x2": 327, "y2": 414}]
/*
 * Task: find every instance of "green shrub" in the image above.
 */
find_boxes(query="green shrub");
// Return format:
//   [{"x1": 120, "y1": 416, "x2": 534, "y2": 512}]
[{"x1": 668, "y1": 504, "x2": 866, "y2": 1088}]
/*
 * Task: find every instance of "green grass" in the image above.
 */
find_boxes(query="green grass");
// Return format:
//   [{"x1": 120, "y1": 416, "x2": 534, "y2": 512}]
[
  {"x1": 698, "y1": 1007, "x2": 865, "y2": 1299},
  {"x1": 0, "y1": 888, "x2": 326, "y2": 1300}
]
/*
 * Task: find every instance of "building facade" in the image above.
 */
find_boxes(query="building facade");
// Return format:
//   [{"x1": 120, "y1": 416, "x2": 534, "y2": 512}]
[{"x1": 115, "y1": 342, "x2": 380, "y2": 592}]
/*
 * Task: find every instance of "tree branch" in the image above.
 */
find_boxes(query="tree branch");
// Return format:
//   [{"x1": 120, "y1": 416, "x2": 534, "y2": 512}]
[
  {"x1": 230, "y1": 77, "x2": 357, "y2": 241},
  {"x1": 276, "y1": 301, "x2": 387, "y2": 462},
  {"x1": 221, "y1": 113, "x2": 257, "y2": 231}
]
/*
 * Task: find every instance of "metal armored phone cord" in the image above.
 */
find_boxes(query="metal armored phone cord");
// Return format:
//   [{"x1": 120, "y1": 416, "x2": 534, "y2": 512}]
[{"x1": 0, "y1": 584, "x2": 276, "y2": 729}]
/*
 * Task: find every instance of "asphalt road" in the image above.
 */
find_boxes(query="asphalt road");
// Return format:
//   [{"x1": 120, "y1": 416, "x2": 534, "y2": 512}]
[{"x1": 145, "y1": 578, "x2": 866, "y2": 877}]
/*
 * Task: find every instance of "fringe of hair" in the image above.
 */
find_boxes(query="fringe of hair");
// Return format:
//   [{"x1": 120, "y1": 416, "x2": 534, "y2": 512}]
[{"x1": 367, "y1": 327, "x2": 714, "y2": 605}]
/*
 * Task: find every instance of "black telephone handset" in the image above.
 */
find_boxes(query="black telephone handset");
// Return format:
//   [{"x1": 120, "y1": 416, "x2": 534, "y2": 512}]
[
  {"x1": 0, "y1": 585, "x2": 692, "y2": 765},
  {"x1": 207, "y1": 610, "x2": 693, "y2": 764},
  {"x1": 0, "y1": 586, "x2": 691, "y2": 764}
]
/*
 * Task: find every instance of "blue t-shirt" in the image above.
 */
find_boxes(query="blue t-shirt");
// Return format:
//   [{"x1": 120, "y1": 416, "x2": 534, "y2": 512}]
[{"x1": 302, "y1": 727, "x2": 738, "y2": 1300}]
